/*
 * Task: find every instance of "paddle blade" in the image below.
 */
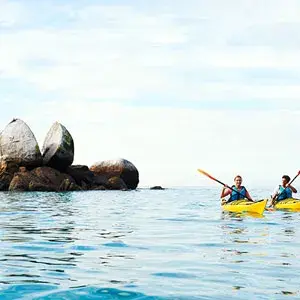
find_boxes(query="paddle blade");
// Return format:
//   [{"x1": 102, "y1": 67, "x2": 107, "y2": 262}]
[{"x1": 197, "y1": 169, "x2": 216, "y2": 181}]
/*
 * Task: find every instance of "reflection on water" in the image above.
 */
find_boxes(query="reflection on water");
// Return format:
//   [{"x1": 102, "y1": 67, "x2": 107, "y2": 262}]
[
  {"x1": 221, "y1": 211, "x2": 265, "y2": 220},
  {"x1": 0, "y1": 188, "x2": 300, "y2": 299},
  {"x1": 0, "y1": 192, "x2": 136, "y2": 291},
  {"x1": 219, "y1": 206, "x2": 300, "y2": 298}
]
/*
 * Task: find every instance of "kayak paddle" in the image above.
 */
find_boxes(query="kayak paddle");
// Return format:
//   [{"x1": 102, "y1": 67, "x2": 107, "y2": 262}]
[{"x1": 197, "y1": 169, "x2": 253, "y2": 202}]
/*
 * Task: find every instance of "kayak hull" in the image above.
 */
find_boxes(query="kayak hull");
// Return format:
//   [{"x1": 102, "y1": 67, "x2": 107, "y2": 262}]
[
  {"x1": 274, "y1": 198, "x2": 300, "y2": 210},
  {"x1": 222, "y1": 199, "x2": 267, "y2": 214}
]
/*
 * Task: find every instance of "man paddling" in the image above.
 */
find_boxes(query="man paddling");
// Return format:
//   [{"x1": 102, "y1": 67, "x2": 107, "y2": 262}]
[
  {"x1": 220, "y1": 175, "x2": 253, "y2": 204},
  {"x1": 271, "y1": 175, "x2": 297, "y2": 206}
]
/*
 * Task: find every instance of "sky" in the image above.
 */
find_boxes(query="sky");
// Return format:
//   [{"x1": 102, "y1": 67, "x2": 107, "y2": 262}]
[{"x1": 0, "y1": 0, "x2": 300, "y2": 188}]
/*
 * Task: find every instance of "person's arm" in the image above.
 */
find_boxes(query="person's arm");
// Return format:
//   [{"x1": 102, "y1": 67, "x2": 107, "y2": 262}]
[
  {"x1": 245, "y1": 191, "x2": 253, "y2": 201},
  {"x1": 288, "y1": 184, "x2": 297, "y2": 193},
  {"x1": 220, "y1": 186, "x2": 231, "y2": 198}
]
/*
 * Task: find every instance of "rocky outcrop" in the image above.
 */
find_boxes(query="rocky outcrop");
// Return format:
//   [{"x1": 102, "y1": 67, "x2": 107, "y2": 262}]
[
  {"x1": 0, "y1": 161, "x2": 20, "y2": 190},
  {"x1": 150, "y1": 186, "x2": 164, "y2": 190},
  {"x1": 42, "y1": 122, "x2": 74, "y2": 171},
  {"x1": 90, "y1": 159, "x2": 139, "y2": 189},
  {"x1": 65, "y1": 165, "x2": 128, "y2": 190},
  {"x1": 65, "y1": 165, "x2": 95, "y2": 189},
  {"x1": 0, "y1": 118, "x2": 42, "y2": 168},
  {"x1": 0, "y1": 118, "x2": 141, "y2": 192},
  {"x1": 88, "y1": 175, "x2": 127, "y2": 190},
  {"x1": 107, "y1": 176, "x2": 128, "y2": 190},
  {"x1": 92, "y1": 174, "x2": 110, "y2": 188},
  {"x1": 9, "y1": 166, "x2": 81, "y2": 192}
]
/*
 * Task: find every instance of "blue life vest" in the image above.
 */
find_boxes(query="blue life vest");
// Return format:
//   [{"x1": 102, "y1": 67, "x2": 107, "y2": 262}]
[
  {"x1": 277, "y1": 185, "x2": 292, "y2": 201},
  {"x1": 228, "y1": 186, "x2": 247, "y2": 202}
]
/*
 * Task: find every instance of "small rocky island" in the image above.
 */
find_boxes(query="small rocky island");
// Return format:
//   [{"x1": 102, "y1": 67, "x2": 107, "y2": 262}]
[{"x1": 0, "y1": 119, "x2": 139, "y2": 192}]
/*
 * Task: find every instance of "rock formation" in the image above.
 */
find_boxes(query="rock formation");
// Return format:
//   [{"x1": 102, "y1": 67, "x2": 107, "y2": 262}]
[
  {"x1": 0, "y1": 119, "x2": 140, "y2": 192},
  {"x1": 42, "y1": 122, "x2": 74, "y2": 171},
  {"x1": 0, "y1": 118, "x2": 42, "y2": 168},
  {"x1": 9, "y1": 166, "x2": 81, "y2": 192},
  {"x1": 65, "y1": 165, "x2": 95, "y2": 190},
  {"x1": 150, "y1": 186, "x2": 164, "y2": 190},
  {"x1": 90, "y1": 159, "x2": 139, "y2": 189}
]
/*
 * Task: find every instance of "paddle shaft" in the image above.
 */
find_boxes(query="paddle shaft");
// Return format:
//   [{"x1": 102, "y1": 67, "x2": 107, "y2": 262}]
[{"x1": 198, "y1": 169, "x2": 253, "y2": 201}]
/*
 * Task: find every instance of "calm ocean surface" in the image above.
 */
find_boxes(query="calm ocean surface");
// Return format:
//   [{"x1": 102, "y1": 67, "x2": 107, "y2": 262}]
[{"x1": 0, "y1": 187, "x2": 299, "y2": 299}]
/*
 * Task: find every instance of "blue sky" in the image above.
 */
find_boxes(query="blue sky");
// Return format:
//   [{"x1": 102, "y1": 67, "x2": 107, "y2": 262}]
[{"x1": 1, "y1": 0, "x2": 300, "y2": 188}]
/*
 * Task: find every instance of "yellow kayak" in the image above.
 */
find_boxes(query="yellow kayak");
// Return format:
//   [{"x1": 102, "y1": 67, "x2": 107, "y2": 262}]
[
  {"x1": 274, "y1": 198, "x2": 300, "y2": 210},
  {"x1": 222, "y1": 199, "x2": 268, "y2": 214}
]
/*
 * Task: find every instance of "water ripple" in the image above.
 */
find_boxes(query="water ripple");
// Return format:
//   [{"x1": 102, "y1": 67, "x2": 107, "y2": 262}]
[{"x1": 0, "y1": 188, "x2": 299, "y2": 299}]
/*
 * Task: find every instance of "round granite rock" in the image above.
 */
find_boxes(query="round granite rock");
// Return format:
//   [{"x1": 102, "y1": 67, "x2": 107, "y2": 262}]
[
  {"x1": 42, "y1": 122, "x2": 74, "y2": 171},
  {"x1": 0, "y1": 118, "x2": 42, "y2": 168},
  {"x1": 90, "y1": 158, "x2": 139, "y2": 189}
]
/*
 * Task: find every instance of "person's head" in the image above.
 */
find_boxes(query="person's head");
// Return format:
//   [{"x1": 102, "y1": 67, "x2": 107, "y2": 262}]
[
  {"x1": 234, "y1": 175, "x2": 242, "y2": 187},
  {"x1": 282, "y1": 175, "x2": 290, "y2": 186}
]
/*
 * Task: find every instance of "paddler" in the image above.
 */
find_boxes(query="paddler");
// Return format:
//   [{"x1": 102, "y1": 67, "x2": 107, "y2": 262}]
[
  {"x1": 271, "y1": 175, "x2": 297, "y2": 206},
  {"x1": 220, "y1": 175, "x2": 253, "y2": 204}
]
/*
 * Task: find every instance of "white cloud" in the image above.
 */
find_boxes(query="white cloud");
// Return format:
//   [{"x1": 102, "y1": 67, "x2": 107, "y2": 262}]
[
  {"x1": 0, "y1": 1, "x2": 300, "y2": 102},
  {"x1": 230, "y1": 22, "x2": 300, "y2": 47},
  {"x1": 1, "y1": 29, "x2": 300, "y2": 102},
  {"x1": 0, "y1": 27, "x2": 175, "y2": 99},
  {"x1": 0, "y1": 1, "x2": 25, "y2": 27}
]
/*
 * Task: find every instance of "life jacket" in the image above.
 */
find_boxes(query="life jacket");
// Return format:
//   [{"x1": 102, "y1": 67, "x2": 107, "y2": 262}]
[
  {"x1": 277, "y1": 185, "x2": 292, "y2": 201},
  {"x1": 228, "y1": 186, "x2": 247, "y2": 202}
]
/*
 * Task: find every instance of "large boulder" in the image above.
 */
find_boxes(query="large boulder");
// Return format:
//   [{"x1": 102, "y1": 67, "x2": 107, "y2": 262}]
[
  {"x1": 9, "y1": 166, "x2": 81, "y2": 192},
  {"x1": 90, "y1": 159, "x2": 139, "y2": 189},
  {"x1": 42, "y1": 122, "x2": 74, "y2": 171},
  {"x1": 0, "y1": 118, "x2": 42, "y2": 168}
]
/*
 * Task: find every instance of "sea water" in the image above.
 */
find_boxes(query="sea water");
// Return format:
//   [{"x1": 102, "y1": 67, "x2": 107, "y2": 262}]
[{"x1": 0, "y1": 188, "x2": 299, "y2": 299}]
